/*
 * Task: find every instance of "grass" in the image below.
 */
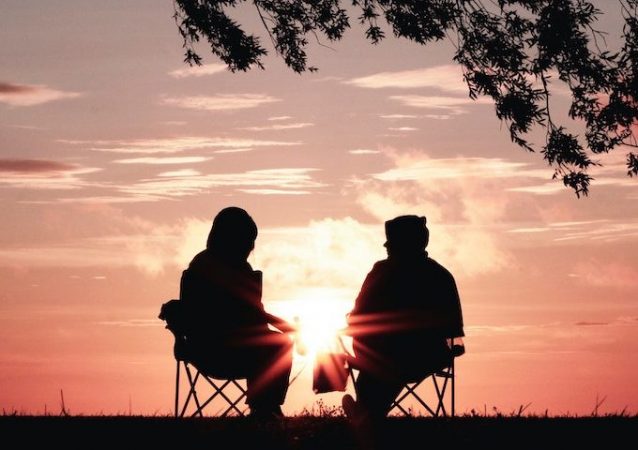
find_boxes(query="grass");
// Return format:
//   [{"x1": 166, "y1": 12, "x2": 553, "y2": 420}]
[{"x1": 1, "y1": 413, "x2": 636, "y2": 449}]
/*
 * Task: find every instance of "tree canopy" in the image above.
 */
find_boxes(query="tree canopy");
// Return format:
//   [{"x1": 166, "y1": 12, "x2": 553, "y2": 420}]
[{"x1": 172, "y1": 0, "x2": 638, "y2": 196}]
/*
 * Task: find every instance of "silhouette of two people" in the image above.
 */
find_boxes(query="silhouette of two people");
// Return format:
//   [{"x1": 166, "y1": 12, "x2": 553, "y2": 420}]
[
  {"x1": 179, "y1": 207, "x2": 294, "y2": 419},
  {"x1": 176, "y1": 208, "x2": 464, "y2": 420}
]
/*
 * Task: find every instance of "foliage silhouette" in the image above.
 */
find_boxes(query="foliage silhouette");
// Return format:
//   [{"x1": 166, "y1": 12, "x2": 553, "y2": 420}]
[{"x1": 172, "y1": 0, "x2": 638, "y2": 196}]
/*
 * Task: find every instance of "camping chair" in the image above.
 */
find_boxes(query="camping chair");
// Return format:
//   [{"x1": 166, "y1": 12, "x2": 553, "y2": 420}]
[
  {"x1": 160, "y1": 299, "x2": 248, "y2": 417},
  {"x1": 174, "y1": 358, "x2": 247, "y2": 417},
  {"x1": 340, "y1": 336, "x2": 464, "y2": 417}
]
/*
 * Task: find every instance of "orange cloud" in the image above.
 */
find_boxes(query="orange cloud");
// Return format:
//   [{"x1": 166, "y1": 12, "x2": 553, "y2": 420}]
[
  {"x1": 0, "y1": 159, "x2": 101, "y2": 190},
  {"x1": 389, "y1": 94, "x2": 491, "y2": 114},
  {"x1": 113, "y1": 156, "x2": 212, "y2": 164},
  {"x1": 0, "y1": 82, "x2": 81, "y2": 106},
  {"x1": 240, "y1": 122, "x2": 314, "y2": 131},
  {"x1": 161, "y1": 94, "x2": 280, "y2": 111},
  {"x1": 0, "y1": 159, "x2": 77, "y2": 173},
  {"x1": 345, "y1": 65, "x2": 467, "y2": 92},
  {"x1": 168, "y1": 63, "x2": 226, "y2": 78},
  {"x1": 119, "y1": 168, "x2": 325, "y2": 198},
  {"x1": 67, "y1": 136, "x2": 300, "y2": 154}
]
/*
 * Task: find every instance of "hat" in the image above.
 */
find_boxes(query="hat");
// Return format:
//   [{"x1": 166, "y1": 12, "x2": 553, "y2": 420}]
[{"x1": 384, "y1": 215, "x2": 429, "y2": 248}]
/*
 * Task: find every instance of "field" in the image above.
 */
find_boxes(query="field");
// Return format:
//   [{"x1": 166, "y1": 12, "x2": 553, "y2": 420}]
[{"x1": 1, "y1": 415, "x2": 636, "y2": 449}]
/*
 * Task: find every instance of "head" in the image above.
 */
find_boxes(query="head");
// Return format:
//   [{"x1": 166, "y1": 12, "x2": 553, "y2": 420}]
[
  {"x1": 206, "y1": 207, "x2": 258, "y2": 261},
  {"x1": 384, "y1": 215, "x2": 429, "y2": 257}
]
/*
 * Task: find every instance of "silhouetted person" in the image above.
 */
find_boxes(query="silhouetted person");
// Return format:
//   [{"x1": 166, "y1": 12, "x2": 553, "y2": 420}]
[
  {"x1": 180, "y1": 207, "x2": 294, "y2": 418},
  {"x1": 343, "y1": 215, "x2": 464, "y2": 421}
]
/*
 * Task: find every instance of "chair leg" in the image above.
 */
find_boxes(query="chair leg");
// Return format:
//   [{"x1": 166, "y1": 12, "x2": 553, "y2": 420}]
[
  {"x1": 433, "y1": 375, "x2": 449, "y2": 417},
  {"x1": 175, "y1": 361, "x2": 180, "y2": 418},
  {"x1": 451, "y1": 359, "x2": 455, "y2": 417},
  {"x1": 182, "y1": 365, "x2": 204, "y2": 417}
]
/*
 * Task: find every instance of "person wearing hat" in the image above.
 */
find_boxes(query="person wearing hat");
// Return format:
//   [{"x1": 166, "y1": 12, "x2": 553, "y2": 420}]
[
  {"x1": 179, "y1": 206, "x2": 295, "y2": 419},
  {"x1": 342, "y1": 215, "x2": 465, "y2": 421}
]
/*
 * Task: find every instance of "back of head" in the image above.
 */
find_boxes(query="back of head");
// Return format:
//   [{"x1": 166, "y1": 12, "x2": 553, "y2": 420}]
[
  {"x1": 384, "y1": 215, "x2": 429, "y2": 257},
  {"x1": 206, "y1": 207, "x2": 258, "y2": 261}
]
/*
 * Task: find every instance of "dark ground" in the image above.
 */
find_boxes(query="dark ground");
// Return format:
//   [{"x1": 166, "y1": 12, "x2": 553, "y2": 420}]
[{"x1": 1, "y1": 416, "x2": 636, "y2": 449}]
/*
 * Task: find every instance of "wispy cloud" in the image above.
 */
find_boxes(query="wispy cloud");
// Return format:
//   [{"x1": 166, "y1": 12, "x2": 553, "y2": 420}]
[
  {"x1": 168, "y1": 63, "x2": 226, "y2": 78},
  {"x1": 0, "y1": 82, "x2": 81, "y2": 106},
  {"x1": 113, "y1": 156, "x2": 212, "y2": 165},
  {"x1": 238, "y1": 189, "x2": 311, "y2": 195},
  {"x1": 389, "y1": 95, "x2": 490, "y2": 113},
  {"x1": 509, "y1": 219, "x2": 638, "y2": 243},
  {"x1": 371, "y1": 155, "x2": 544, "y2": 182},
  {"x1": 97, "y1": 319, "x2": 162, "y2": 327},
  {"x1": 120, "y1": 168, "x2": 325, "y2": 198},
  {"x1": 66, "y1": 136, "x2": 300, "y2": 154},
  {"x1": 0, "y1": 159, "x2": 77, "y2": 173},
  {"x1": 349, "y1": 149, "x2": 380, "y2": 155},
  {"x1": 569, "y1": 260, "x2": 638, "y2": 288},
  {"x1": 388, "y1": 126, "x2": 418, "y2": 131},
  {"x1": 158, "y1": 169, "x2": 201, "y2": 177},
  {"x1": 161, "y1": 94, "x2": 280, "y2": 111},
  {"x1": 345, "y1": 65, "x2": 467, "y2": 92},
  {"x1": 0, "y1": 159, "x2": 101, "y2": 190},
  {"x1": 510, "y1": 151, "x2": 638, "y2": 195},
  {"x1": 379, "y1": 114, "x2": 419, "y2": 119},
  {"x1": 240, "y1": 122, "x2": 314, "y2": 131},
  {"x1": 40, "y1": 195, "x2": 164, "y2": 204},
  {"x1": 268, "y1": 116, "x2": 292, "y2": 121}
]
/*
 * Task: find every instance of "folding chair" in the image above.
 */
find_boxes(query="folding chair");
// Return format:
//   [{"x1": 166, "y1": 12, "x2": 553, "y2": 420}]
[
  {"x1": 160, "y1": 299, "x2": 248, "y2": 417},
  {"x1": 174, "y1": 351, "x2": 248, "y2": 418},
  {"x1": 340, "y1": 336, "x2": 463, "y2": 417},
  {"x1": 389, "y1": 358, "x2": 455, "y2": 417},
  {"x1": 389, "y1": 338, "x2": 464, "y2": 417}
]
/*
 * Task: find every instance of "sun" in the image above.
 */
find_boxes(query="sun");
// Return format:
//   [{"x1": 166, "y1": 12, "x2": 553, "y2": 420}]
[{"x1": 282, "y1": 288, "x2": 351, "y2": 358}]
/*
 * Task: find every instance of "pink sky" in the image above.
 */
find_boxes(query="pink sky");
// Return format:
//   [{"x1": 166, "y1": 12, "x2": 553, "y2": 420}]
[{"x1": 1, "y1": 0, "x2": 637, "y2": 416}]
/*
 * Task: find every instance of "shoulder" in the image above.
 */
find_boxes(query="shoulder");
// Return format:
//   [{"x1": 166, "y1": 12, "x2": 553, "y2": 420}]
[
  {"x1": 369, "y1": 259, "x2": 390, "y2": 274},
  {"x1": 425, "y1": 257, "x2": 456, "y2": 281},
  {"x1": 188, "y1": 250, "x2": 209, "y2": 270}
]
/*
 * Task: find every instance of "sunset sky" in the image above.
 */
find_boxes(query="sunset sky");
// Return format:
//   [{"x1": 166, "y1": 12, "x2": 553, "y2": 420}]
[{"x1": 1, "y1": 0, "x2": 637, "y2": 416}]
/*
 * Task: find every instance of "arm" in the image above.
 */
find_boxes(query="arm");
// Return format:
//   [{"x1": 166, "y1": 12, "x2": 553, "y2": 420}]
[{"x1": 265, "y1": 312, "x2": 296, "y2": 334}]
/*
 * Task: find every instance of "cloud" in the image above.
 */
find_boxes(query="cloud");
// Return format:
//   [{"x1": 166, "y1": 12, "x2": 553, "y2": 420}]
[
  {"x1": 240, "y1": 122, "x2": 314, "y2": 131},
  {"x1": 0, "y1": 159, "x2": 77, "y2": 173},
  {"x1": 345, "y1": 65, "x2": 467, "y2": 92},
  {"x1": 510, "y1": 151, "x2": 638, "y2": 195},
  {"x1": 371, "y1": 155, "x2": 544, "y2": 182},
  {"x1": 388, "y1": 126, "x2": 418, "y2": 131},
  {"x1": 238, "y1": 189, "x2": 311, "y2": 195},
  {"x1": 68, "y1": 136, "x2": 300, "y2": 154},
  {"x1": 40, "y1": 195, "x2": 164, "y2": 204},
  {"x1": 380, "y1": 114, "x2": 419, "y2": 119},
  {"x1": 389, "y1": 95, "x2": 490, "y2": 114},
  {"x1": 349, "y1": 149, "x2": 380, "y2": 155},
  {"x1": 555, "y1": 221, "x2": 638, "y2": 242},
  {"x1": 0, "y1": 159, "x2": 101, "y2": 190},
  {"x1": 268, "y1": 116, "x2": 292, "y2": 121},
  {"x1": 119, "y1": 168, "x2": 325, "y2": 198},
  {"x1": 113, "y1": 156, "x2": 212, "y2": 164},
  {"x1": 162, "y1": 94, "x2": 280, "y2": 111},
  {"x1": 97, "y1": 319, "x2": 162, "y2": 327},
  {"x1": 0, "y1": 82, "x2": 81, "y2": 106},
  {"x1": 574, "y1": 321, "x2": 609, "y2": 326},
  {"x1": 509, "y1": 219, "x2": 638, "y2": 243},
  {"x1": 348, "y1": 152, "x2": 555, "y2": 276},
  {"x1": 158, "y1": 169, "x2": 201, "y2": 177},
  {"x1": 0, "y1": 216, "x2": 379, "y2": 287},
  {"x1": 168, "y1": 63, "x2": 226, "y2": 78},
  {"x1": 569, "y1": 261, "x2": 638, "y2": 288}
]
